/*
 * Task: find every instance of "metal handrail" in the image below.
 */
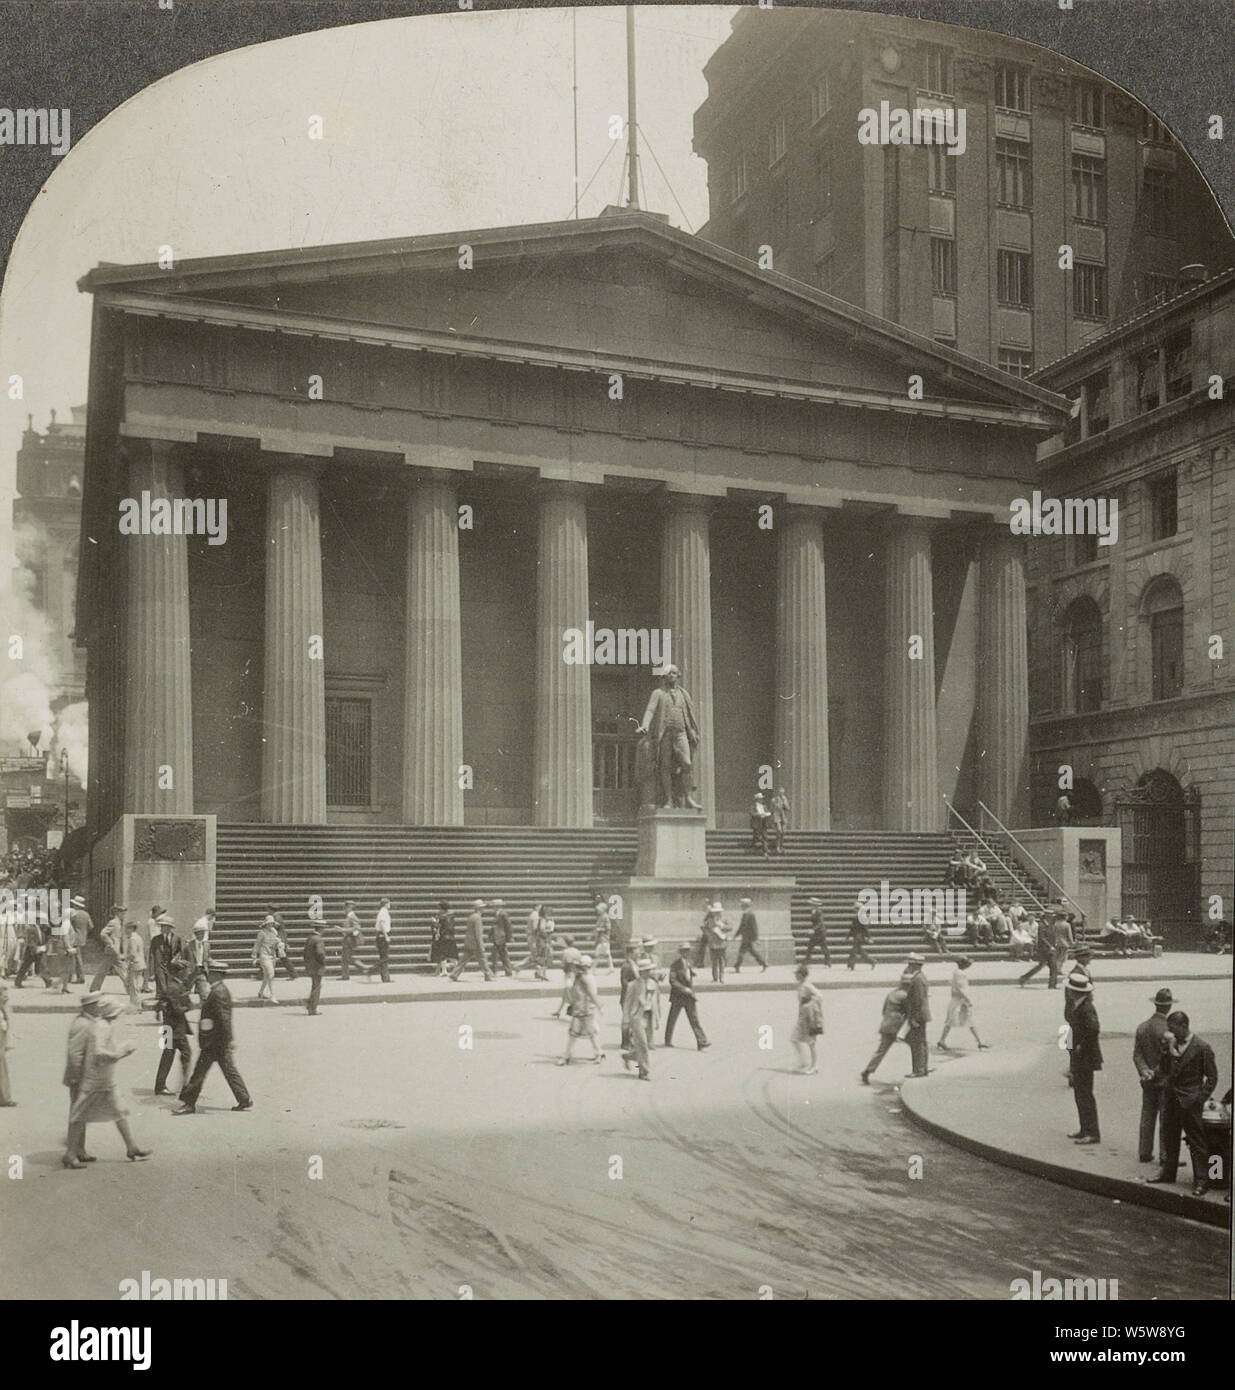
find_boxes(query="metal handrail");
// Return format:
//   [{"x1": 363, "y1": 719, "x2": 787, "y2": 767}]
[
  {"x1": 944, "y1": 800, "x2": 1051, "y2": 915},
  {"x1": 975, "y1": 799, "x2": 1087, "y2": 922}
]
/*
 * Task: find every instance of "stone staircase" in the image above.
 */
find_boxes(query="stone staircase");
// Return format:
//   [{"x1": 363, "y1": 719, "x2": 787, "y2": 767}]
[
  {"x1": 210, "y1": 824, "x2": 1013, "y2": 973},
  {"x1": 945, "y1": 826, "x2": 1057, "y2": 914}
]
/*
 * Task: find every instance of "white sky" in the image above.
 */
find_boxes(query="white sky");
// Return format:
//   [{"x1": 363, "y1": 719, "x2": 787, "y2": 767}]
[{"x1": 0, "y1": 4, "x2": 736, "y2": 560}]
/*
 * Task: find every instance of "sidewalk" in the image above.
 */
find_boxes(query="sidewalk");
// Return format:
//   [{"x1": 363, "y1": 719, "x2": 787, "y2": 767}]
[
  {"x1": 6, "y1": 951, "x2": 1230, "y2": 1014},
  {"x1": 900, "y1": 1034, "x2": 1232, "y2": 1229}
]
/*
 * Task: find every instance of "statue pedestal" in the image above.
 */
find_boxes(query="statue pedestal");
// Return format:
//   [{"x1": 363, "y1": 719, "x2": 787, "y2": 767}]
[
  {"x1": 635, "y1": 807, "x2": 709, "y2": 878},
  {"x1": 610, "y1": 806, "x2": 796, "y2": 954}
]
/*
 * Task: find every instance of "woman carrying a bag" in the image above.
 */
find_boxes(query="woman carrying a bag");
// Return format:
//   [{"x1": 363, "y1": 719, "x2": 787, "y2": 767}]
[{"x1": 792, "y1": 963, "x2": 823, "y2": 1074}]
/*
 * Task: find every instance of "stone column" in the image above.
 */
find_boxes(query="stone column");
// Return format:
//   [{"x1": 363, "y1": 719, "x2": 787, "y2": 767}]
[
  {"x1": 775, "y1": 508, "x2": 831, "y2": 829},
  {"x1": 124, "y1": 440, "x2": 194, "y2": 814},
  {"x1": 261, "y1": 465, "x2": 327, "y2": 823},
  {"x1": 883, "y1": 517, "x2": 941, "y2": 831},
  {"x1": 403, "y1": 473, "x2": 464, "y2": 825},
  {"x1": 977, "y1": 528, "x2": 1030, "y2": 828},
  {"x1": 661, "y1": 494, "x2": 715, "y2": 825},
  {"x1": 533, "y1": 483, "x2": 592, "y2": 827}
]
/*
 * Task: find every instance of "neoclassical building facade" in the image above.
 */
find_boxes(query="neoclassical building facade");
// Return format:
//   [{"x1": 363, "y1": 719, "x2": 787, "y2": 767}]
[{"x1": 76, "y1": 211, "x2": 1066, "y2": 855}]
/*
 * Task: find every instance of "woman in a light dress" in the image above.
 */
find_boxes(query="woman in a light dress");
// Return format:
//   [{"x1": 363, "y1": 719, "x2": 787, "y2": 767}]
[
  {"x1": 791, "y1": 964, "x2": 823, "y2": 1074},
  {"x1": 936, "y1": 956, "x2": 991, "y2": 1052},
  {"x1": 251, "y1": 917, "x2": 281, "y2": 1003},
  {"x1": 63, "y1": 996, "x2": 150, "y2": 1168}
]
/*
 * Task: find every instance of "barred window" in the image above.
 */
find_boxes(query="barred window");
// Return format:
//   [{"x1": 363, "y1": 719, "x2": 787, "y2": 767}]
[
  {"x1": 1142, "y1": 167, "x2": 1176, "y2": 236},
  {"x1": 1072, "y1": 155, "x2": 1107, "y2": 222},
  {"x1": 995, "y1": 64, "x2": 1031, "y2": 113},
  {"x1": 997, "y1": 348, "x2": 1033, "y2": 378},
  {"x1": 931, "y1": 236, "x2": 956, "y2": 294},
  {"x1": 997, "y1": 249, "x2": 1033, "y2": 307},
  {"x1": 995, "y1": 139, "x2": 1032, "y2": 208},
  {"x1": 325, "y1": 696, "x2": 372, "y2": 807},
  {"x1": 1073, "y1": 83, "x2": 1105, "y2": 129},
  {"x1": 1073, "y1": 263, "x2": 1107, "y2": 317},
  {"x1": 927, "y1": 144, "x2": 956, "y2": 195}
]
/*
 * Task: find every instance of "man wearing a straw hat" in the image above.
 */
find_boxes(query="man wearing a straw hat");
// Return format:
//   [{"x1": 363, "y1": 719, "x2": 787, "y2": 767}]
[
  {"x1": 67, "y1": 894, "x2": 91, "y2": 985},
  {"x1": 734, "y1": 898, "x2": 767, "y2": 974},
  {"x1": 902, "y1": 954, "x2": 932, "y2": 1078},
  {"x1": 450, "y1": 900, "x2": 495, "y2": 982},
  {"x1": 1064, "y1": 968, "x2": 1102, "y2": 1143},
  {"x1": 621, "y1": 956, "x2": 656, "y2": 1081},
  {"x1": 803, "y1": 898, "x2": 831, "y2": 968}
]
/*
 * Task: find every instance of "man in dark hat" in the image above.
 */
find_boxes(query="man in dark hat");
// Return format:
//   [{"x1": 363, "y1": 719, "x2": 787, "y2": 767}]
[
  {"x1": 733, "y1": 899, "x2": 767, "y2": 974},
  {"x1": 1147, "y1": 1011, "x2": 1219, "y2": 1196},
  {"x1": 1065, "y1": 970, "x2": 1102, "y2": 1143},
  {"x1": 1018, "y1": 911, "x2": 1059, "y2": 989},
  {"x1": 304, "y1": 921, "x2": 327, "y2": 1015},
  {"x1": 154, "y1": 963, "x2": 193, "y2": 1096},
  {"x1": 803, "y1": 898, "x2": 831, "y2": 968},
  {"x1": 1134, "y1": 987, "x2": 1175, "y2": 1164},
  {"x1": 665, "y1": 943, "x2": 710, "y2": 1050},
  {"x1": 902, "y1": 954, "x2": 931, "y2": 1078},
  {"x1": 173, "y1": 963, "x2": 252, "y2": 1114},
  {"x1": 147, "y1": 913, "x2": 180, "y2": 1015}
]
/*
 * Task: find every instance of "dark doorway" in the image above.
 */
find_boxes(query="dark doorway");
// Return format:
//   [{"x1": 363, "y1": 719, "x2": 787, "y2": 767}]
[{"x1": 1114, "y1": 770, "x2": 1200, "y2": 946}]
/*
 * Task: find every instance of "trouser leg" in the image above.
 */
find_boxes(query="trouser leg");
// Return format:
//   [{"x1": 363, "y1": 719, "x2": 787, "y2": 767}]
[
  {"x1": 629, "y1": 1014, "x2": 650, "y2": 1075},
  {"x1": 309, "y1": 973, "x2": 322, "y2": 1012},
  {"x1": 682, "y1": 997, "x2": 707, "y2": 1046},
  {"x1": 376, "y1": 937, "x2": 390, "y2": 982},
  {"x1": 863, "y1": 1034, "x2": 895, "y2": 1078},
  {"x1": 216, "y1": 1046, "x2": 251, "y2": 1106},
  {"x1": 179, "y1": 1050, "x2": 214, "y2": 1107},
  {"x1": 1181, "y1": 1102, "x2": 1209, "y2": 1181},
  {"x1": 906, "y1": 1023, "x2": 928, "y2": 1074},
  {"x1": 664, "y1": 999, "x2": 681, "y2": 1045},
  {"x1": 1139, "y1": 1080, "x2": 1164, "y2": 1161},
  {"x1": 1072, "y1": 1061, "x2": 1099, "y2": 1139}
]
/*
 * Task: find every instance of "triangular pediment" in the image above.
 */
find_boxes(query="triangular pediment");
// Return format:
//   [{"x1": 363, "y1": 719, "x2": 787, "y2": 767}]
[{"x1": 80, "y1": 212, "x2": 1066, "y2": 418}]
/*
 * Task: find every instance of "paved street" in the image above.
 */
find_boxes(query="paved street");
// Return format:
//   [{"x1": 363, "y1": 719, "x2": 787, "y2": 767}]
[{"x1": 1, "y1": 975, "x2": 1229, "y2": 1299}]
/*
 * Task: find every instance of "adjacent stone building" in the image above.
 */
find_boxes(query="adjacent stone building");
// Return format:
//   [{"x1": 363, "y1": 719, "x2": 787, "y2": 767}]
[
  {"x1": 1027, "y1": 269, "x2": 1235, "y2": 943},
  {"x1": 693, "y1": 9, "x2": 1234, "y2": 374}
]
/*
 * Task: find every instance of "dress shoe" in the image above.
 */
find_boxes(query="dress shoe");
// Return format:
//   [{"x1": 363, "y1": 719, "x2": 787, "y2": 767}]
[
  {"x1": 1191, "y1": 1182, "x2": 1210, "y2": 1197},
  {"x1": 171, "y1": 1104, "x2": 196, "y2": 1115},
  {"x1": 232, "y1": 1101, "x2": 253, "y2": 1111},
  {"x1": 1073, "y1": 1136, "x2": 1100, "y2": 1145},
  {"x1": 0, "y1": 1101, "x2": 16, "y2": 1108},
  {"x1": 126, "y1": 1149, "x2": 152, "y2": 1162},
  {"x1": 697, "y1": 1042, "x2": 710, "y2": 1050},
  {"x1": 153, "y1": 1088, "x2": 169, "y2": 1096},
  {"x1": 859, "y1": 1072, "x2": 870, "y2": 1085},
  {"x1": 80, "y1": 1154, "x2": 97, "y2": 1162},
  {"x1": 1067, "y1": 1131, "x2": 1086, "y2": 1139},
  {"x1": 1145, "y1": 1174, "x2": 1175, "y2": 1184}
]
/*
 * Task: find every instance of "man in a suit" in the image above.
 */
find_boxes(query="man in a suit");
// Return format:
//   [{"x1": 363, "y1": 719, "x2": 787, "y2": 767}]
[
  {"x1": 89, "y1": 904, "x2": 126, "y2": 992},
  {"x1": 179, "y1": 920, "x2": 212, "y2": 1004},
  {"x1": 14, "y1": 917, "x2": 52, "y2": 988},
  {"x1": 173, "y1": 963, "x2": 253, "y2": 1114},
  {"x1": 1052, "y1": 912, "x2": 1075, "y2": 984},
  {"x1": 1065, "y1": 971, "x2": 1103, "y2": 1143},
  {"x1": 303, "y1": 922, "x2": 327, "y2": 1015},
  {"x1": 803, "y1": 898, "x2": 831, "y2": 967},
  {"x1": 147, "y1": 914, "x2": 180, "y2": 1013},
  {"x1": 1018, "y1": 912, "x2": 1058, "y2": 988},
  {"x1": 489, "y1": 899, "x2": 514, "y2": 977},
  {"x1": 61, "y1": 991, "x2": 102, "y2": 1164},
  {"x1": 154, "y1": 964, "x2": 193, "y2": 1095},
  {"x1": 450, "y1": 900, "x2": 494, "y2": 982},
  {"x1": 902, "y1": 954, "x2": 931, "y2": 1078},
  {"x1": 846, "y1": 908, "x2": 876, "y2": 970},
  {"x1": 733, "y1": 899, "x2": 767, "y2": 973},
  {"x1": 665, "y1": 943, "x2": 710, "y2": 1049},
  {"x1": 1133, "y1": 987, "x2": 1175, "y2": 1164},
  {"x1": 373, "y1": 897, "x2": 393, "y2": 983},
  {"x1": 1147, "y1": 1011, "x2": 1219, "y2": 1196},
  {"x1": 637, "y1": 665, "x2": 701, "y2": 810}
]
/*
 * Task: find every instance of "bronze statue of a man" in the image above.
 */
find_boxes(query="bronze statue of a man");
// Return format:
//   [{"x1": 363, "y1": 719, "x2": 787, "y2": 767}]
[{"x1": 637, "y1": 665, "x2": 702, "y2": 811}]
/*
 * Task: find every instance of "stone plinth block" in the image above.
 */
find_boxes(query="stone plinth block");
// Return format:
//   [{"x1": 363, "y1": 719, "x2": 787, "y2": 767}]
[
  {"x1": 635, "y1": 807, "x2": 710, "y2": 878},
  {"x1": 1012, "y1": 826, "x2": 1122, "y2": 930},
  {"x1": 90, "y1": 813, "x2": 217, "y2": 940}
]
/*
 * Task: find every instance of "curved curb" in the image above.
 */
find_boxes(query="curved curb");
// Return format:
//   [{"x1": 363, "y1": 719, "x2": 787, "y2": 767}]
[{"x1": 899, "y1": 1075, "x2": 1230, "y2": 1230}]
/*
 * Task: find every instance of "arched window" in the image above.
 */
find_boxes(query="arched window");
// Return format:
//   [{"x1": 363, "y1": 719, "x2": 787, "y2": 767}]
[
  {"x1": 1060, "y1": 596, "x2": 1103, "y2": 712},
  {"x1": 1142, "y1": 576, "x2": 1184, "y2": 701},
  {"x1": 1070, "y1": 777, "x2": 1103, "y2": 820}
]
